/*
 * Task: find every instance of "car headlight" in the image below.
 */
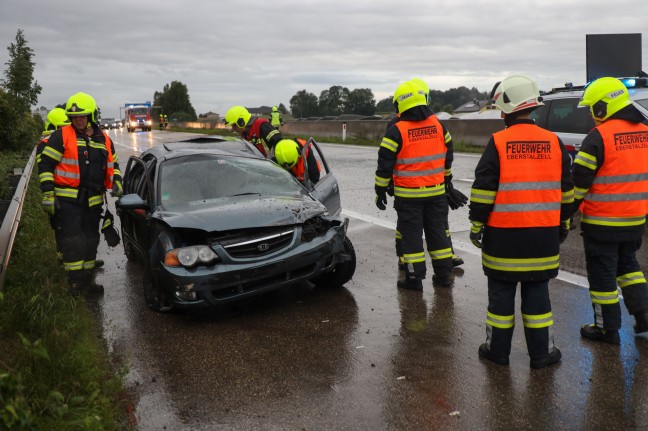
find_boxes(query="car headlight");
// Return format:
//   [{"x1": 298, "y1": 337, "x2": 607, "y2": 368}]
[{"x1": 164, "y1": 245, "x2": 218, "y2": 267}]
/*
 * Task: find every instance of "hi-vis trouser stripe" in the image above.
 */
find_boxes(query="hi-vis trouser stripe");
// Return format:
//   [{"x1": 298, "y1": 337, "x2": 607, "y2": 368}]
[
  {"x1": 590, "y1": 290, "x2": 620, "y2": 305},
  {"x1": 402, "y1": 252, "x2": 426, "y2": 264},
  {"x1": 617, "y1": 272, "x2": 647, "y2": 288},
  {"x1": 470, "y1": 188, "x2": 496, "y2": 204},
  {"x1": 83, "y1": 260, "x2": 96, "y2": 270},
  {"x1": 482, "y1": 252, "x2": 559, "y2": 272},
  {"x1": 486, "y1": 312, "x2": 515, "y2": 329},
  {"x1": 429, "y1": 247, "x2": 453, "y2": 260},
  {"x1": 64, "y1": 260, "x2": 83, "y2": 273},
  {"x1": 522, "y1": 312, "x2": 554, "y2": 329}
]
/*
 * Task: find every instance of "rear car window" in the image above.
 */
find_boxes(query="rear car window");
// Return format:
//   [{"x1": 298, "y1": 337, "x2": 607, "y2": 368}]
[
  {"x1": 635, "y1": 98, "x2": 648, "y2": 110},
  {"x1": 545, "y1": 98, "x2": 594, "y2": 134}
]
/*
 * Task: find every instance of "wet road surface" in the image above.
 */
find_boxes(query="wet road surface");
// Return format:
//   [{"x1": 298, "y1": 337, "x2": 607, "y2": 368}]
[{"x1": 93, "y1": 130, "x2": 648, "y2": 430}]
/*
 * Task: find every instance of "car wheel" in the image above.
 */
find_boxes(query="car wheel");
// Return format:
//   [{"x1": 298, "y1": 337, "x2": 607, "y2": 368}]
[
  {"x1": 143, "y1": 265, "x2": 174, "y2": 313},
  {"x1": 312, "y1": 236, "x2": 356, "y2": 288}
]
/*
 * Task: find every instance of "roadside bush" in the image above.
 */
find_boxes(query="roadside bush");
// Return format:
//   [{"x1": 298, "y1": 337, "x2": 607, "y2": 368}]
[{"x1": 0, "y1": 88, "x2": 42, "y2": 152}]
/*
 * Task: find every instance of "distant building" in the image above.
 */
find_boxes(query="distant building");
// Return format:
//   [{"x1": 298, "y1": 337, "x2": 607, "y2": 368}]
[
  {"x1": 451, "y1": 99, "x2": 498, "y2": 119},
  {"x1": 198, "y1": 111, "x2": 220, "y2": 121}
]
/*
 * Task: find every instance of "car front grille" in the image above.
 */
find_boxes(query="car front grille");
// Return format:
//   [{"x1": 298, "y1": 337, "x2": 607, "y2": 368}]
[{"x1": 221, "y1": 229, "x2": 294, "y2": 258}]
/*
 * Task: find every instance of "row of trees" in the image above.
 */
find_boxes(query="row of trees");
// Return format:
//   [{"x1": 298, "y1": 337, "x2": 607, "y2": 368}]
[
  {"x1": 0, "y1": 29, "x2": 42, "y2": 151},
  {"x1": 288, "y1": 84, "x2": 489, "y2": 118},
  {"x1": 152, "y1": 81, "x2": 197, "y2": 121}
]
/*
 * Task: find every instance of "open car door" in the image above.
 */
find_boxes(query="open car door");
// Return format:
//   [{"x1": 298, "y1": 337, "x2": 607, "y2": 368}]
[{"x1": 300, "y1": 138, "x2": 342, "y2": 216}]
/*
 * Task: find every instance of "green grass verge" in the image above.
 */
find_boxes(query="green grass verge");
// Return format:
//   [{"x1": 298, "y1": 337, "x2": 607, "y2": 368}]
[{"x1": 0, "y1": 151, "x2": 131, "y2": 430}]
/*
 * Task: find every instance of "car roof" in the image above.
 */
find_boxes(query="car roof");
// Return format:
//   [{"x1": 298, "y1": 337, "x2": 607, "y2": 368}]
[
  {"x1": 141, "y1": 136, "x2": 265, "y2": 161},
  {"x1": 541, "y1": 76, "x2": 648, "y2": 99}
]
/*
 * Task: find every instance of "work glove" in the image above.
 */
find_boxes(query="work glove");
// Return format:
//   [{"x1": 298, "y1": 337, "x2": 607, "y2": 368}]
[
  {"x1": 41, "y1": 191, "x2": 55, "y2": 216},
  {"x1": 386, "y1": 179, "x2": 394, "y2": 197},
  {"x1": 101, "y1": 210, "x2": 121, "y2": 247},
  {"x1": 445, "y1": 181, "x2": 468, "y2": 210},
  {"x1": 111, "y1": 180, "x2": 123, "y2": 198},
  {"x1": 559, "y1": 219, "x2": 570, "y2": 244},
  {"x1": 470, "y1": 221, "x2": 484, "y2": 248},
  {"x1": 375, "y1": 187, "x2": 388, "y2": 211}
]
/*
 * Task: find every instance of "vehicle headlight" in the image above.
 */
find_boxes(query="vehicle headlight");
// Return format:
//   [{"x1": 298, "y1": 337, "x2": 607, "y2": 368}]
[
  {"x1": 130, "y1": 121, "x2": 137, "y2": 126},
  {"x1": 146, "y1": 120, "x2": 152, "y2": 125},
  {"x1": 164, "y1": 245, "x2": 218, "y2": 267}
]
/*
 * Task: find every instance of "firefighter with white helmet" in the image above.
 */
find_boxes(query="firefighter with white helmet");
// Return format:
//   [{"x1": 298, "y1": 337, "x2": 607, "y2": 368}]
[{"x1": 469, "y1": 75, "x2": 573, "y2": 368}]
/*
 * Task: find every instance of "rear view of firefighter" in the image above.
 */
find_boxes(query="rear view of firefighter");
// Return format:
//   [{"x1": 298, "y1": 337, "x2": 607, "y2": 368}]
[
  {"x1": 269, "y1": 106, "x2": 283, "y2": 128},
  {"x1": 469, "y1": 75, "x2": 573, "y2": 369},
  {"x1": 225, "y1": 105, "x2": 283, "y2": 157},
  {"x1": 38, "y1": 92, "x2": 122, "y2": 295},
  {"x1": 274, "y1": 139, "x2": 320, "y2": 185},
  {"x1": 375, "y1": 81, "x2": 454, "y2": 291},
  {"x1": 38, "y1": 107, "x2": 70, "y2": 163},
  {"x1": 573, "y1": 77, "x2": 648, "y2": 344}
]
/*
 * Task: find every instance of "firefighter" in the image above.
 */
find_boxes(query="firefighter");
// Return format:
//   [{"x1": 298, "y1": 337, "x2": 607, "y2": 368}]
[
  {"x1": 159, "y1": 113, "x2": 164, "y2": 130},
  {"x1": 38, "y1": 92, "x2": 122, "y2": 296},
  {"x1": 274, "y1": 138, "x2": 320, "y2": 185},
  {"x1": 163, "y1": 114, "x2": 168, "y2": 129},
  {"x1": 375, "y1": 80, "x2": 454, "y2": 291},
  {"x1": 573, "y1": 77, "x2": 648, "y2": 344},
  {"x1": 38, "y1": 107, "x2": 70, "y2": 163},
  {"x1": 225, "y1": 105, "x2": 283, "y2": 157},
  {"x1": 469, "y1": 75, "x2": 573, "y2": 369},
  {"x1": 269, "y1": 106, "x2": 283, "y2": 128}
]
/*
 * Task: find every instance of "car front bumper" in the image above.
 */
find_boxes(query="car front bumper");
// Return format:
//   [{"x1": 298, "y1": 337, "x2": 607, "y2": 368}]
[{"x1": 154, "y1": 220, "x2": 348, "y2": 309}]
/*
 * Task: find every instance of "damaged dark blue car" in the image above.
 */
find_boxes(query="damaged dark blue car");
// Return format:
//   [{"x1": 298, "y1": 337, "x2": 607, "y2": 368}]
[{"x1": 117, "y1": 136, "x2": 356, "y2": 312}]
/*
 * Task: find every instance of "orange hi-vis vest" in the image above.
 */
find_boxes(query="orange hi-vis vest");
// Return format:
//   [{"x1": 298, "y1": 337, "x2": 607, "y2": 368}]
[
  {"x1": 290, "y1": 139, "x2": 320, "y2": 182},
  {"x1": 488, "y1": 124, "x2": 562, "y2": 228},
  {"x1": 53, "y1": 125, "x2": 115, "y2": 190},
  {"x1": 581, "y1": 119, "x2": 648, "y2": 226},
  {"x1": 393, "y1": 116, "x2": 446, "y2": 189}
]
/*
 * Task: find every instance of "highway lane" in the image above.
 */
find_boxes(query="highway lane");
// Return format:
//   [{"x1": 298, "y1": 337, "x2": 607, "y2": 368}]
[{"x1": 95, "y1": 129, "x2": 648, "y2": 430}]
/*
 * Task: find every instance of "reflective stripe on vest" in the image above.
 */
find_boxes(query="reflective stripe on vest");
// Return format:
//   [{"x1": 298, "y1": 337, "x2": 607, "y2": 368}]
[
  {"x1": 393, "y1": 115, "x2": 446, "y2": 195},
  {"x1": 581, "y1": 119, "x2": 648, "y2": 227},
  {"x1": 488, "y1": 124, "x2": 562, "y2": 228}
]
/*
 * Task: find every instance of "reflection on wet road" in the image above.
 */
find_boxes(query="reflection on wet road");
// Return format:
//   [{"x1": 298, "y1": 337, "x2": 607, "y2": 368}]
[{"x1": 95, "y1": 130, "x2": 648, "y2": 430}]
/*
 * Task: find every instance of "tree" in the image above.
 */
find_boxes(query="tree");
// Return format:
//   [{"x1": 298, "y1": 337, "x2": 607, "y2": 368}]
[
  {"x1": 318, "y1": 85, "x2": 349, "y2": 116},
  {"x1": 278, "y1": 103, "x2": 288, "y2": 114},
  {"x1": 0, "y1": 87, "x2": 41, "y2": 151},
  {"x1": 1, "y1": 29, "x2": 41, "y2": 113},
  {"x1": 153, "y1": 81, "x2": 197, "y2": 121},
  {"x1": 346, "y1": 88, "x2": 376, "y2": 116},
  {"x1": 429, "y1": 86, "x2": 488, "y2": 110},
  {"x1": 375, "y1": 97, "x2": 394, "y2": 114},
  {"x1": 289, "y1": 90, "x2": 319, "y2": 118}
]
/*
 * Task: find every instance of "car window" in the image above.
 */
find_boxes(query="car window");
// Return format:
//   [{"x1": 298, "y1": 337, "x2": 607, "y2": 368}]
[
  {"x1": 158, "y1": 155, "x2": 308, "y2": 211},
  {"x1": 635, "y1": 98, "x2": 648, "y2": 111},
  {"x1": 529, "y1": 103, "x2": 549, "y2": 127},
  {"x1": 545, "y1": 97, "x2": 594, "y2": 134}
]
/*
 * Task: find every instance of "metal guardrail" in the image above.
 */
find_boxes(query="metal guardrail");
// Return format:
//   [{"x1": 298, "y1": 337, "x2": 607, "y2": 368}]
[{"x1": 0, "y1": 147, "x2": 36, "y2": 291}]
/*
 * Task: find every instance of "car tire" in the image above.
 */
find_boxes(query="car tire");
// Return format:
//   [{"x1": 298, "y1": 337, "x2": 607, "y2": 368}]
[
  {"x1": 143, "y1": 265, "x2": 174, "y2": 313},
  {"x1": 312, "y1": 236, "x2": 356, "y2": 288},
  {"x1": 123, "y1": 236, "x2": 138, "y2": 262}
]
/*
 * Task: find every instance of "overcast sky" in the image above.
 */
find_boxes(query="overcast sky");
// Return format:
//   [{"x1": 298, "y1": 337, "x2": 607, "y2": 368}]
[{"x1": 1, "y1": 0, "x2": 647, "y2": 119}]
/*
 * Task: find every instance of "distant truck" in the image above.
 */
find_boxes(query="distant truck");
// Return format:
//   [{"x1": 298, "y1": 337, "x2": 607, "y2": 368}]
[{"x1": 125, "y1": 104, "x2": 152, "y2": 132}]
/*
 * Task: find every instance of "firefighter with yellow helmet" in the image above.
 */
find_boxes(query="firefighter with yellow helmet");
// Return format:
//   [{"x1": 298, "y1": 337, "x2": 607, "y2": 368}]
[
  {"x1": 375, "y1": 80, "x2": 455, "y2": 291},
  {"x1": 38, "y1": 92, "x2": 122, "y2": 295},
  {"x1": 469, "y1": 75, "x2": 573, "y2": 368},
  {"x1": 269, "y1": 106, "x2": 283, "y2": 128},
  {"x1": 225, "y1": 105, "x2": 283, "y2": 157},
  {"x1": 274, "y1": 138, "x2": 320, "y2": 184},
  {"x1": 573, "y1": 76, "x2": 648, "y2": 344}
]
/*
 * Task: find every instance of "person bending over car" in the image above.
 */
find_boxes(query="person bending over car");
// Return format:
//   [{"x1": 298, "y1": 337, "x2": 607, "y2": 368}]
[
  {"x1": 274, "y1": 139, "x2": 320, "y2": 185},
  {"x1": 225, "y1": 105, "x2": 283, "y2": 157}
]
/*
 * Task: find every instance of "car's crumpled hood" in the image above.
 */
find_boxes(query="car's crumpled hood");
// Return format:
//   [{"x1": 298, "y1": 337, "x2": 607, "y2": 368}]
[{"x1": 154, "y1": 195, "x2": 327, "y2": 231}]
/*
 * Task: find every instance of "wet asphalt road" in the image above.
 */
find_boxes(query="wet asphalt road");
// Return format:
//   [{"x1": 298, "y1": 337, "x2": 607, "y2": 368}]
[{"x1": 93, "y1": 129, "x2": 648, "y2": 430}]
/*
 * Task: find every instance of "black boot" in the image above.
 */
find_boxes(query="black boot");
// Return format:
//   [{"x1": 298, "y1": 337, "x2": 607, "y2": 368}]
[
  {"x1": 397, "y1": 279, "x2": 423, "y2": 291},
  {"x1": 83, "y1": 270, "x2": 104, "y2": 295},
  {"x1": 478, "y1": 343, "x2": 509, "y2": 365},
  {"x1": 634, "y1": 310, "x2": 648, "y2": 334},
  {"x1": 95, "y1": 259, "x2": 105, "y2": 269},
  {"x1": 452, "y1": 255, "x2": 464, "y2": 267},
  {"x1": 580, "y1": 324, "x2": 620, "y2": 345},
  {"x1": 530, "y1": 347, "x2": 562, "y2": 369},
  {"x1": 68, "y1": 281, "x2": 84, "y2": 297}
]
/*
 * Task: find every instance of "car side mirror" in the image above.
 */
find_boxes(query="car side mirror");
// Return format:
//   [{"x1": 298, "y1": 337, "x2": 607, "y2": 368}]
[{"x1": 117, "y1": 193, "x2": 149, "y2": 210}]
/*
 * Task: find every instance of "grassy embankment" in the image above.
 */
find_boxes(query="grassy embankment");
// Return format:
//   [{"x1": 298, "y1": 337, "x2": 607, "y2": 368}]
[
  {"x1": 165, "y1": 125, "x2": 486, "y2": 153},
  {"x1": 0, "y1": 150, "x2": 131, "y2": 430}
]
